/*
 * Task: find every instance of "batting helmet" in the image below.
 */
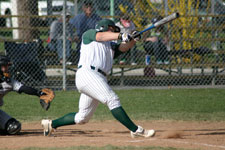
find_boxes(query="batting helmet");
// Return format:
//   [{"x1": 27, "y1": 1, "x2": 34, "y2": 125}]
[
  {"x1": 0, "y1": 55, "x2": 12, "y2": 66},
  {"x1": 95, "y1": 19, "x2": 120, "y2": 32}
]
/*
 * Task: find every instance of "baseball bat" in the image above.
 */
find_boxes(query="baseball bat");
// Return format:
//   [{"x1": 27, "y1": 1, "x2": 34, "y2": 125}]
[{"x1": 133, "y1": 12, "x2": 179, "y2": 38}]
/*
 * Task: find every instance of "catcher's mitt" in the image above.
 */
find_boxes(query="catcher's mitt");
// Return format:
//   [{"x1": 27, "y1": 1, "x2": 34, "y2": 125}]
[{"x1": 39, "y1": 88, "x2": 55, "y2": 111}]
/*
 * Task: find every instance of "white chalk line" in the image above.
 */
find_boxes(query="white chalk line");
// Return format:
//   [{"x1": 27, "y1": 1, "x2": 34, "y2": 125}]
[
  {"x1": 126, "y1": 138, "x2": 225, "y2": 149},
  {"x1": 165, "y1": 139, "x2": 225, "y2": 149},
  {"x1": 126, "y1": 138, "x2": 156, "y2": 143}
]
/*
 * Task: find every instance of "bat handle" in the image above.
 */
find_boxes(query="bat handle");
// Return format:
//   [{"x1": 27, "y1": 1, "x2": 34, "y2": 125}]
[
  {"x1": 132, "y1": 25, "x2": 155, "y2": 38},
  {"x1": 132, "y1": 33, "x2": 141, "y2": 38}
]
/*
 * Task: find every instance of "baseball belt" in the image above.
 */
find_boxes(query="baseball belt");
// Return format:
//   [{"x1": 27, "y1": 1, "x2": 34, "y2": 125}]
[{"x1": 78, "y1": 65, "x2": 107, "y2": 76}]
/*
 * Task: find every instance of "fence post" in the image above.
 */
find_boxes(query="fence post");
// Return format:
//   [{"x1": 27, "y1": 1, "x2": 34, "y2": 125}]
[
  {"x1": 164, "y1": 0, "x2": 172, "y2": 58},
  {"x1": 47, "y1": 0, "x2": 53, "y2": 25},
  {"x1": 120, "y1": 67, "x2": 124, "y2": 86},
  {"x1": 74, "y1": 0, "x2": 78, "y2": 16},
  {"x1": 110, "y1": 0, "x2": 114, "y2": 21},
  {"x1": 62, "y1": 0, "x2": 67, "y2": 91},
  {"x1": 11, "y1": 0, "x2": 19, "y2": 39},
  {"x1": 211, "y1": 0, "x2": 217, "y2": 51}
]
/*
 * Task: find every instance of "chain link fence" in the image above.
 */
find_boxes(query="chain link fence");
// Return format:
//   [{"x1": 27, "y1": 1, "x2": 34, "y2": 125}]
[{"x1": 0, "y1": 0, "x2": 225, "y2": 90}]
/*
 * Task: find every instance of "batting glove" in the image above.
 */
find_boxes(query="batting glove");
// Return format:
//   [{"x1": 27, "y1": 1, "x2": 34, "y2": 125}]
[
  {"x1": 118, "y1": 33, "x2": 133, "y2": 43},
  {"x1": 131, "y1": 30, "x2": 141, "y2": 42}
]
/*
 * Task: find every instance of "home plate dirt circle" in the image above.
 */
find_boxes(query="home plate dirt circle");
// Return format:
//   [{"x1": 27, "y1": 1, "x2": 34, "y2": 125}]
[{"x1": 1, "y1": 120, "x2": 225, "y2": 150}]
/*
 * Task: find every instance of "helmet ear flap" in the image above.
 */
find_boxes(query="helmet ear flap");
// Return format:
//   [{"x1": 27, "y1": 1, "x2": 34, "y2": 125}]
[{"x1": 113, "y1": 26, "x2": 120, "y2": 33}]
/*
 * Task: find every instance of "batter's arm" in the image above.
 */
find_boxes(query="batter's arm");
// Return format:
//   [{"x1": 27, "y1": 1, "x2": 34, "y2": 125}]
[
  {"x1": 96, "y1": 32, "x2": 120, "y2": 41},
  {"x1": 118, "y1": 40, "x2": 136, "y2": 52}
]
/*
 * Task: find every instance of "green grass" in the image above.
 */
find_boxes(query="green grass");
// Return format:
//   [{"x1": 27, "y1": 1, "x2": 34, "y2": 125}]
[{"x1": 1, "y1": 88, "x2": 225, "y2": 122}]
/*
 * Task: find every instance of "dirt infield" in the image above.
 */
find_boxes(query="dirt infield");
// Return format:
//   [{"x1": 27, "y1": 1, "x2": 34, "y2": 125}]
[{"x1": 1, "y1": 120, "x2": 225, "y2": 150}]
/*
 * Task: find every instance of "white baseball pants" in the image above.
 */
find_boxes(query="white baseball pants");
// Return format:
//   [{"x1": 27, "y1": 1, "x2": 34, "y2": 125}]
[{"x1": 75, "y1": 67, "x2": 121, "y2": 124}]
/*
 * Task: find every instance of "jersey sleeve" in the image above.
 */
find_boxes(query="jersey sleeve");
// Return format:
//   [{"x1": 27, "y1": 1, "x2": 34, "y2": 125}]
[
  {"x1": 11, "y1": 79, "x2": 23, "y2": 92},
  {"x1": 82, "y1": 29, "x2": 97, "y2": 45}
]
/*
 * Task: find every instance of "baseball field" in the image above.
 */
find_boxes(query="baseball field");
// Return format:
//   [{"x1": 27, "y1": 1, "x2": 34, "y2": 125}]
[{"x1": 1, "y1": 88, "x2": 225, "y2": 150}]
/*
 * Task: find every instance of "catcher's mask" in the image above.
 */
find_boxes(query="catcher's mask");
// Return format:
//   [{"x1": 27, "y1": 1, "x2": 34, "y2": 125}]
[
  {"x1": 0, "y1": 55, "x2": 12, "y2": 82},
  {"x1": 95, "y1": 19, "x2": 120, "y2": 33}
]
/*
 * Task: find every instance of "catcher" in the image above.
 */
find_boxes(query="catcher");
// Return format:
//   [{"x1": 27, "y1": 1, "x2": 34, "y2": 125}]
[{"x1": 0, "y1": 55, "x2": 54, "y2": 135}]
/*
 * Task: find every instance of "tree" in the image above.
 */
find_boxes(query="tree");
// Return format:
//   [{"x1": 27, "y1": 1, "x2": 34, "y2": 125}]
[{"x1": 15, "y1": 0, "x2": 39, "y2": 40}]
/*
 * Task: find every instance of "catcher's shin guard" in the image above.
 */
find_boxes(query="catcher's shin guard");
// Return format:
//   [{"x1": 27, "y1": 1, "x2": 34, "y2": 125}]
[{"x1": 5, "y1": 118, "x2": 21, "y2": 135}]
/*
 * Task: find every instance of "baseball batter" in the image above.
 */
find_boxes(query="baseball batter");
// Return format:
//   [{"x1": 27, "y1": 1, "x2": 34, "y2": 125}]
[
  {"x1": 0, "y1": 55, "x2": 53, "y2": 135},
  {"x1": 42, "y1": 19, "x2": 155, "y2": 138}
]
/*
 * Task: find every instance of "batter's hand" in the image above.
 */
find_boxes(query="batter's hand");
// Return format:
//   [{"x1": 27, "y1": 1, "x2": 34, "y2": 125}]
[
  {"x1": 118, "y1": 33, "x2": 133, "y2": 43},
  {"x1": 131, "y1": 30, "x2": 141, "y2": 42}
]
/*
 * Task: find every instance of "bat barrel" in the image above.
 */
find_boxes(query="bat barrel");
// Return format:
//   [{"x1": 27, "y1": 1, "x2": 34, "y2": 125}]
[
  {"x1": 154, "y1": 12, "x2": 179, "y2": 27},
  {"x1": 132, "y1": 12, "x2": 179, "y2": 39},
  {"x1": 175, "y1": 12, "x2": 180, "y2": 18}
]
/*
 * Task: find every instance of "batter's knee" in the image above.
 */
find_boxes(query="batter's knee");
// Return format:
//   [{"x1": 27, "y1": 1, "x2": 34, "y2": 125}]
[
  {"x1": 107, "y1": 98, "x2": 121, "y2": 110},
  {"x1": 1, "y1": 118, "x2": 21, "y2": 135},
  {"x1": 74, "y1": 114, "x2": 91, "y2": 125}
]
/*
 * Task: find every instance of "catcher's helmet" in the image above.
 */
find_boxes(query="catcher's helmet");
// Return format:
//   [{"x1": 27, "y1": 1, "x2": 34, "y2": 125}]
[
  {"x1": 0, "y1": 55, "x2": 12, "y2": 66},
  {"x1": 95, "y1": 19, "x2": 120, "y2": 32}
]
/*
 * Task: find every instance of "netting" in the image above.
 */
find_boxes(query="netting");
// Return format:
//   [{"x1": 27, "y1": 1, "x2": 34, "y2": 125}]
[{"x1": 0, "y1": 0, "x2": 224, "y2": 90}]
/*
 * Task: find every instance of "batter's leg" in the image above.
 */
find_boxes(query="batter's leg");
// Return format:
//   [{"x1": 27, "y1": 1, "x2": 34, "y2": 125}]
[
  {"x1": 76, "y1": 69, "x2": 138, "y2": 132},
  {"x1": 111, "y1": 106, "x2": 138, "y2": 132},
  {"x1": 75, "y1": 93, "x2": 99, "y2": 124},
  {"x1": 50, "y1": 93, "x2": 99, "y2": 129},
  {"x1": 51, "y1": 112, "x2": 76, "y2": 129}
]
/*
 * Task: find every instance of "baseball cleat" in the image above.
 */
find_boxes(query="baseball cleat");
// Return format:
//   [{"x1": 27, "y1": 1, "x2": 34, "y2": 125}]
[
  {"x1": 41, "y1": 119, "x2": 53, "y2": 136},
  {"x1": 130, "y1": 126, "x2": 155, "y2": 138}
]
